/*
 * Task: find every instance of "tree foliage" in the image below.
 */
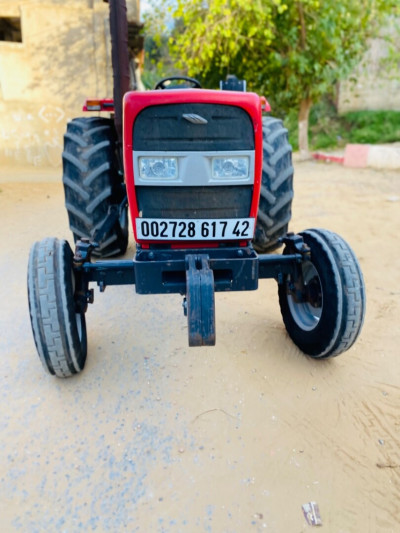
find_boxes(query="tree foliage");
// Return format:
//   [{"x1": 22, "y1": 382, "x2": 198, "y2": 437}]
[
  {"x1": 163, "y1": 0, "x2": 396, "y2": 155},
  {"x1": 142, "y1": 0, "x2": 183, "y2": 89}
]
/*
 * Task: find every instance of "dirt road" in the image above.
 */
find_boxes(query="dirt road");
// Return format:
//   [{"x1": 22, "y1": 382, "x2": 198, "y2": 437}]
[{"x1": 0, "y1": 160, "x2": 399, "y2": 532}]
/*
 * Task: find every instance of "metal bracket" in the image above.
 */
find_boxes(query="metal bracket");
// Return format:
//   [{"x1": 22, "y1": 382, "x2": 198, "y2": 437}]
[
  {"x1": 280, "y1": 233, "x2": 310, "y2": 257},
  {"x1": 185, "y1": 254, "x2": 216, "y2": 347},
  {"x1": 73, "y1": 238, "x2": 99, "y2": 268},
  {"x1": 73, "y1": 239, "x2": 98, "y2": 313},
  {"x1": 280, "y1": 233, "x2": 312, "y2": 304}
]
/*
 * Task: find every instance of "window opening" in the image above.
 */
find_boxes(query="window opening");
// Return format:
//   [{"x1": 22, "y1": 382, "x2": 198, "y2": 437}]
[{"x1": 0, "y1": 17, "x2": 22, "y2": 43}]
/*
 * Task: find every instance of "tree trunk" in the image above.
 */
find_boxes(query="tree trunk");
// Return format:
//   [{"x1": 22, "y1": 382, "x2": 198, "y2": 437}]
[{"x1": 298, "y1": 97, "x2": 312, "y2": 160}]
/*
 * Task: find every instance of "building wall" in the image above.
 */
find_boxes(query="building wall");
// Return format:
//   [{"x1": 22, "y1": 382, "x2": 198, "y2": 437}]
[
  {"x1": 0, "y1": 0, "x2": 139, "y2": 168},
  {"x1": 339, "y1": 25, "x2": 400, "y2": 113}
]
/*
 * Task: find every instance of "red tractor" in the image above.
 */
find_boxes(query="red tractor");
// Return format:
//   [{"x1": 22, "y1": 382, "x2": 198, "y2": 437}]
[{"x1": 27, "y1": 0, "x2": 365, "y2": 377}]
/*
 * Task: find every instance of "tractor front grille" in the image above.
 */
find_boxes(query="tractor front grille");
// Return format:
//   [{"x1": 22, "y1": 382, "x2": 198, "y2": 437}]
[{"x1": 133, "y1": 103, "x2": 254, "y2": 152}]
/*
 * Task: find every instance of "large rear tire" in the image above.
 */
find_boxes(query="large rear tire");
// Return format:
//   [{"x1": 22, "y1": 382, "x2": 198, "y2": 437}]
[
  {"x1": 278, "y1": 229, "x2": 366, "y2": 358},
  {"x1": 28, "y1": 238, "x2": 87, "y2": 377},
  {"x1": 62, "y1": 117, "x2": 129, "y2": 258},
  {"x1": 253, "y1": 116, "x2": 294, "y2": 253}
]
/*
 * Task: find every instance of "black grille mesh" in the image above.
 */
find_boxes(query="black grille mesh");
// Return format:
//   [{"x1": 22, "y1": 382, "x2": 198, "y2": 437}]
[{"x1": 133, "y1": 103, "x2": 254, "y2": 152}]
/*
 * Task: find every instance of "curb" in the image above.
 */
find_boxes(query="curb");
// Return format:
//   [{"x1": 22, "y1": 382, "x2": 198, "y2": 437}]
[
  {"x1": 313, "y1": 143, "x2": 400, "y2": 170},
  {"x1": 312, "y1": 152, "x2": 344, "y2": 164}
]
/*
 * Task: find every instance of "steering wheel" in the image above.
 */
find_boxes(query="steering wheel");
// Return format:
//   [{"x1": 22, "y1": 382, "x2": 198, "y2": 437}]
[{"x1": 154, "y1": 76, "x2": 202, "y2": 90}]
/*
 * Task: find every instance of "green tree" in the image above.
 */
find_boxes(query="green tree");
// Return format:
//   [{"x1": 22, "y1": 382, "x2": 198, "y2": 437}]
[
  {"x1": 142, "y1": 0, "x2": 184, "y2": 89},
  {"x1": 166, "y1": 0, "x2": 395, "y2": 157}
]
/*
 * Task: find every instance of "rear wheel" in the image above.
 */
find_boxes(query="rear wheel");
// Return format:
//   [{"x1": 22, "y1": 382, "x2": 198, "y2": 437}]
[
  {"x1": 62, "y1": 117, "x2": 128, "y2": 258},
  {"x1": 278, "y1": 229, "x2": 366, "y2": 358},
  {"x1": 253, "y1": 116, "x2": 294, "y2": 253},
  {"x1": 28, "y1": 238, "x2": 87, "y2": 377}
]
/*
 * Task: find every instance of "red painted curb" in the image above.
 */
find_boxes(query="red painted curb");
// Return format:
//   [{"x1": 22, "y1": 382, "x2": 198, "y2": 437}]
[{"x1": 312, "y1": 152, "x2": 344, "y2": 164}]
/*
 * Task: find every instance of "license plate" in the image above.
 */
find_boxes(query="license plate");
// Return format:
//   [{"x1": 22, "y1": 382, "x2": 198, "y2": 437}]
[{"x1": 136, "y1": 218, "x2": 255, "y2": 241}]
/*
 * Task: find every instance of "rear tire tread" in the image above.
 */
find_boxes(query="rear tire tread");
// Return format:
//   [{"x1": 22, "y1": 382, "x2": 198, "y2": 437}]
[
  {"x1": 62, "y1": 117, "x2": 128, "y2": 258},
  {"x1": 253, "y1": 116, "x2": 294, "y2": 253}
]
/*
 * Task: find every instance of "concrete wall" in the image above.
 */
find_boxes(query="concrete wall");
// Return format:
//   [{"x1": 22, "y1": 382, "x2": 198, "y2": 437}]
[
  {"x1": 339, "y1": 24, "x2": 400, "y2": 113},
  {"x1": 0, "y1": 0, "x2": 139, "y2": 168}
]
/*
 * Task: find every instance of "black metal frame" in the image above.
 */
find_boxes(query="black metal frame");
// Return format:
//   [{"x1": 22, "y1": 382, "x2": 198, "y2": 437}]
[{"x1": 72, "y1": 233, "x2": 310, "y2": 346}]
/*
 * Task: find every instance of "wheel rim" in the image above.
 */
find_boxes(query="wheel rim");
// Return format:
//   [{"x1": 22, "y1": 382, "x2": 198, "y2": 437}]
[{"x1": 287, "y1": 262, "x2": 323, "y2": 331}]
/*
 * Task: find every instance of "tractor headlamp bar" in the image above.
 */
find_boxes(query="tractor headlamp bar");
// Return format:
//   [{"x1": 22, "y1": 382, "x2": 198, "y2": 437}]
[
  {"x1": 134, "y1": 151, "x2": 255, "y2": 186},
  {"x1": 139, "y1": 157, "x2": 178, "y2": 179}
]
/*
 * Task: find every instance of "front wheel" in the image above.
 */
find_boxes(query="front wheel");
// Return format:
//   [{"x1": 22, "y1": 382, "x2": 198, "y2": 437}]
[
  {"x1": 28, "y1": 238, "x2": 87, "y2": 377},
  {"x1": 278, "y1": 229, "x2": 366, "y2": 358}
]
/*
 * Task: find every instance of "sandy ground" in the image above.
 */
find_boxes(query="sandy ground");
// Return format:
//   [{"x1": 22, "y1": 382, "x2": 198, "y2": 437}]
[{"x1": 0, "y1": 160, "x2": 399, "y2": 532}]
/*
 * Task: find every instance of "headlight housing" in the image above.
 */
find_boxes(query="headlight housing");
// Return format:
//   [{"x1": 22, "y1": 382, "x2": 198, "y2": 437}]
[
  {"x1": 139, "y1": 157, "x2": 178, "y2": 179},
  {"x1": 212, "y1": 156, "x2": 249, "y2": 179}
]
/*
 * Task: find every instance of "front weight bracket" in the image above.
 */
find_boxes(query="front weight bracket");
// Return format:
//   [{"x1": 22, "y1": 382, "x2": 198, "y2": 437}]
[{"x1": 185, "y1": 255, "x2": 216, "y2": 347}]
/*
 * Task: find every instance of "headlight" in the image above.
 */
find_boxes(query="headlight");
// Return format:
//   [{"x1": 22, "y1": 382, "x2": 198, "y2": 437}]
[
  {"x1": 212, "y1": 156, "x2": 249, "y2": 179},
  {"x1": 139, "y1": 157, "x2": 178, "y2": 179}
]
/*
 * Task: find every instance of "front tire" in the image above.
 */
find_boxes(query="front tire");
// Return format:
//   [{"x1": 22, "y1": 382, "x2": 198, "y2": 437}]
[
  {"x1": 278, "y1": 229, "x2": 366, "y2": 358},
  {"x1": 28, "y1": 238, "x2": 87, "y2": 377}
]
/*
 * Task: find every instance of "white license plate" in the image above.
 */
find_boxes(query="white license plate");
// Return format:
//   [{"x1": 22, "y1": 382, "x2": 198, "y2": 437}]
[{"x1": 136, "y1": 218, "x2": 255, "y2": 241}]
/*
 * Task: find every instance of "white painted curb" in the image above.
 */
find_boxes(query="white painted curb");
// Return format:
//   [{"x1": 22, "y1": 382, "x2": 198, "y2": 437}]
[{"x1": 367, "y1": 145, "x2": 400, "y2": 170}]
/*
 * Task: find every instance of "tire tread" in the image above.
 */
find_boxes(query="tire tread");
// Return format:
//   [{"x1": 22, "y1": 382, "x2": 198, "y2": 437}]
[
  {"x1": 309, "y1": 229, "x2": 366, "y2": 357},
  {"x1": 278, "y1": 229, "x2": 365, "y2": 358},
  {"x1": 253, "y1": 116, "x2": 294, "y2": 253},
  {"x1": 62, "y1": 117, "x2": 128, "y2": 258},
  {"x1": 28, "y1": 238, "x2": 87, "y2": 377}
]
